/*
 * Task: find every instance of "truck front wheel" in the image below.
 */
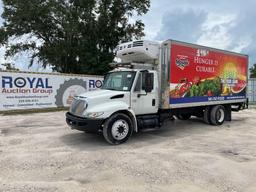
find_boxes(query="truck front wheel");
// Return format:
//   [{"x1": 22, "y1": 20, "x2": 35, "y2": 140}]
[
  {"x1": 210, "y1": 105, "x2": 226, "y2": 125},
  {"x1": 103, "y1": 113, "x2": 133, "y2": 145}
]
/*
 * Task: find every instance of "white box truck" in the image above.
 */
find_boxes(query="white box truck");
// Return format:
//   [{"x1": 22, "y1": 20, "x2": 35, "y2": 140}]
[{"x1": 66, "y1": 40, "x2": 248, "y2": 144}]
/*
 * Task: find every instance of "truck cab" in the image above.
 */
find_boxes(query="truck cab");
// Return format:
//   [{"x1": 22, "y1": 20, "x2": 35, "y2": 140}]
[{"x1": 66, "y1": 41, "x2": 162, "y2": 144}]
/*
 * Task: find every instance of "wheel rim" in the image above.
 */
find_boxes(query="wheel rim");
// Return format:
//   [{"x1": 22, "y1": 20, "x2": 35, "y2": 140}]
[
  {"x1": 217, "y1": 108, "x2": 225, "y2": 123},
  {"x1": 111, "y1": 120, "x2": 129, "y2": 140}
]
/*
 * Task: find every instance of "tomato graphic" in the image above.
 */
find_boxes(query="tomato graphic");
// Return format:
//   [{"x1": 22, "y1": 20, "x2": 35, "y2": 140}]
[
  {"x1": 193, "y1": 76, "x2": 201, "y2": 85},
  {"x1": 207, "y1": 90, "x2": 213, "y2": 96},
  {"x1": 179, "y1": 83, "x2": 192, "y2": 96}
]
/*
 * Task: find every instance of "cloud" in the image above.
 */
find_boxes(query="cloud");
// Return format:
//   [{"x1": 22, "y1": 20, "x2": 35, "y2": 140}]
[
  {"x1": 197, "y1": 14, "x2": 236, "y2": 50},
  {"x1": 156, "y1": 9, "x2": 207, "y2": 42},
  {"x1": 143, "y1": 0, "x2": 256, "y2": 67}
]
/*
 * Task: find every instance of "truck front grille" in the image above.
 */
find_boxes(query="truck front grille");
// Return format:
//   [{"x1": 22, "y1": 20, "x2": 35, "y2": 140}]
[{"x1": 70, "y1": 98, "x2": 87, "y2": 117}]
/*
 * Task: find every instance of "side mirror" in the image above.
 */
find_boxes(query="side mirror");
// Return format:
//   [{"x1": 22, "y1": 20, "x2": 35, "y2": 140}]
[{"x1": 144, "y1": 72, "x2": 154, "y2": 93}]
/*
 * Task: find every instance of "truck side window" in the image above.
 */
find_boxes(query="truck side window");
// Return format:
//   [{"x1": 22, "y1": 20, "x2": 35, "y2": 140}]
[
  {"x1": 142, "y1": 72, "x2": 154, "y2": 91},
  {"x1": 134, "y1": 73, "x2": 142, "y2": 92},
  {"x1": 134, "y1": 72, "x2": 154, "y2": 92}
]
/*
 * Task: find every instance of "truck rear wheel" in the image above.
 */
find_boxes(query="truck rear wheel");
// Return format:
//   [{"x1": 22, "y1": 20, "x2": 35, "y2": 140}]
[
  {"x1": 210, "y1": 105, "x2": 225, "y2": 126},
  {"x1": 103, "y1": 113, "x2": 133, "y2": 145}
]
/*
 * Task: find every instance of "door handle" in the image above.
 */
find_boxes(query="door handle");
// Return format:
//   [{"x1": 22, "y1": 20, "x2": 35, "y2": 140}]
[{"x1": 152, "y1": 99, "x2": 156, "y2": 106}]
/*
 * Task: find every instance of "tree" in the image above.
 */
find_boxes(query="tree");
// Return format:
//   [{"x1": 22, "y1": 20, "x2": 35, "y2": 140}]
[
  {"x1": 250, "y1": 63, "x2": 256, "y2": 78},
  {"x1": 0, "y1": 0, "x2": 150, "y2": 75}
]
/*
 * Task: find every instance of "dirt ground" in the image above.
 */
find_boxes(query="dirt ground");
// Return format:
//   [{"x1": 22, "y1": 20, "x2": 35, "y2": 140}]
[{"x1": 0, "y1": 109, "x2": 256, "y2": 192}]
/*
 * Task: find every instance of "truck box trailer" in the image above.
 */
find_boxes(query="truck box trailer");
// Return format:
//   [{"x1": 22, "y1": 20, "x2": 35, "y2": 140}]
[{"x1": 66, "y1": 40, "x2": 249, "y2": 144}]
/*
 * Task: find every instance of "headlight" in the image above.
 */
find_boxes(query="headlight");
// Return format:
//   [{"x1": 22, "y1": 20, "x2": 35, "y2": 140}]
[
  {"x1": 70, "y1": 98, "x2": 88, "y2": 114},
  {"x1": 86, "y1": 112, "x2": 104, "y2": 118}
]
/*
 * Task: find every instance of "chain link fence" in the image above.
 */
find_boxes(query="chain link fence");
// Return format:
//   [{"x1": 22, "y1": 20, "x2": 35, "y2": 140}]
[{"x1": 248, "y1": 78, "x2": 256, "y2": 104}]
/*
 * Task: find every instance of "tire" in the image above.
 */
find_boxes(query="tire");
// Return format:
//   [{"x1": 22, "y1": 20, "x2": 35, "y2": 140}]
[
  {"x1": 176, "y1": 114, "x2": 191, "y2": 120},
  {"x1": 210, "y1": 105, "x2": 226, "y2": 126},
  {"x1": 103, "y1": 113, "x2": 133, "y2": 145},
  {"x1": 203, "y1": 106, "x2": 212, "y2": 125}
]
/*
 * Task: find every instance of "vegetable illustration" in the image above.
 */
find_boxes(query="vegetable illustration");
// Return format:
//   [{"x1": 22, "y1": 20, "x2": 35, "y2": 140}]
[
  {"x1": 170, "y1": 76, "x2": 223, "y2": 98},
  {"x1": 188, "y1": 77, "x2": 222, "y2": 97}
]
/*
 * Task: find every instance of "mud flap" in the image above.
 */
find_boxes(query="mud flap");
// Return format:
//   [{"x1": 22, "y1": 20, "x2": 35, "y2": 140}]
[{"x1": 225, "y1": 105, "x2": 232, "y2": 121}]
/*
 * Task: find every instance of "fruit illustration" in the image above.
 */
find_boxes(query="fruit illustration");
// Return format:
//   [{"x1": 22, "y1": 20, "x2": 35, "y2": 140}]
[
  {"x1": 231, "y1": 79, "x2": 246, "y2": 94},
  {"x1": 222, "y1": 86, "x2": 231, "y2": 96}
]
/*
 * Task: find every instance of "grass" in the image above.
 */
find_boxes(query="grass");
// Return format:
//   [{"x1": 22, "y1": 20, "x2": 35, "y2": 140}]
[{"x1": 0, "y1": 107, "x2": 69, "y2": 116}]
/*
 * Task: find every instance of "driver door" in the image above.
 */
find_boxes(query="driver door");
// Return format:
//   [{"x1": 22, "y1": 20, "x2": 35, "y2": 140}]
[{"x1": 131, "y1": 71, "x2": 158, "y2": 115}]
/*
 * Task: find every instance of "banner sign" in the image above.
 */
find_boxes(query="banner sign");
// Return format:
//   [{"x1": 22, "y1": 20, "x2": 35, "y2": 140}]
[
  {"x1": 0, "y1": 71, "x2": 103, "y2": 111},
  {"x1": 169, "y1": 43, "x2": 248, "y2": 104}
]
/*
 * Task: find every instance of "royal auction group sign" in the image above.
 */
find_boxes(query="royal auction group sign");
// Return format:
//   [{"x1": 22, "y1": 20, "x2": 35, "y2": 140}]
[{"x1": 0, "y1": 71, "x2": 103, "y2": 111}]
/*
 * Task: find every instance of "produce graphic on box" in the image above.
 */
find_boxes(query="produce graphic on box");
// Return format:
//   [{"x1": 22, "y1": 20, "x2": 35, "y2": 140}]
[{"x1": 169, "y1": 44, "x2": 247, "y2": 104}]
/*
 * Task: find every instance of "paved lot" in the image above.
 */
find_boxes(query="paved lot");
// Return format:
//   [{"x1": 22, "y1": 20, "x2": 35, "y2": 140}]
[{"x1": 0, "y1": 109, "x2": 256, "y2": 192}]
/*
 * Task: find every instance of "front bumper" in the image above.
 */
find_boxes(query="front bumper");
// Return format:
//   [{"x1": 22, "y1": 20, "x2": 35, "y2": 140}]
[{"x1": 66, "y1": 112, "x2": 104, "y2": 133}]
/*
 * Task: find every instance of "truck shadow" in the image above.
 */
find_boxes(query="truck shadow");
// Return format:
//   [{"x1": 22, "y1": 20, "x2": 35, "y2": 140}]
[
  {"x1": 60, "y1": 131, "x2": 109, "y2": 151},
  {"x1": 60, "y1": 117, "x2": 246, "y2": 150},
  {"x1": 130, "y1": 118, "x2": 212, "y2": 141},
  {"x1": 131, "y1": 116, "x2": 247, "y2": 143}
]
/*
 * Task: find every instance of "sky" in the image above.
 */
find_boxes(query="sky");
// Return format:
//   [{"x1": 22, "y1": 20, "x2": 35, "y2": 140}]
[
  {"x1": 140, "y1": 0, "x2": 256, "y2": 65},
  {"x1": 0, "y1": 0, "x2": 255, "y2": 71}
]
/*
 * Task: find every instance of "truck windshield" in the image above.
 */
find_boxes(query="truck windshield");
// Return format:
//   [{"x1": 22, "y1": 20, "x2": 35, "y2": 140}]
[{"x1": 102, "y1": 71, "x2": 136, "y2": 91}]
